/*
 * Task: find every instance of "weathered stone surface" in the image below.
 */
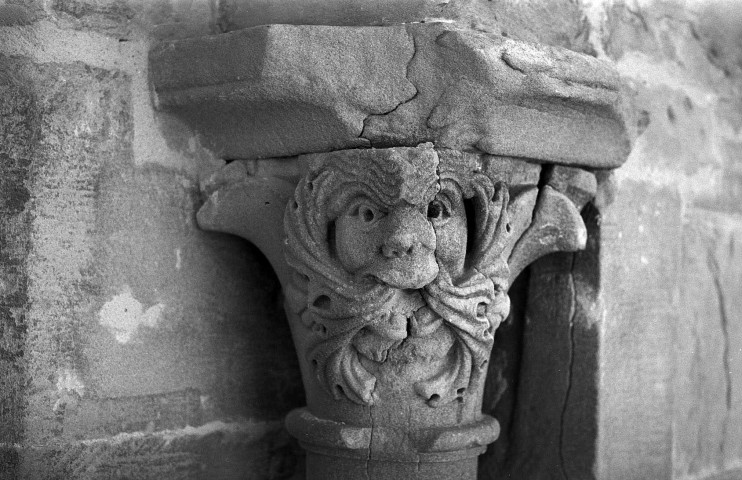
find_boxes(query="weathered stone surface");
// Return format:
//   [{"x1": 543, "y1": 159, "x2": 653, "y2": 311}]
[
  {"x1": 675, "y1": 210, "x2": 742, "y2": 479},
  {"x1": 603, "y1": 1, "x2": 742, "y2": 214},
  {"x1": 598, "y1": 5, "x2": 742, "y2": 477},
  {"x1": 152, "y1": 0, "x2": 595, "y2": 53},
  {"x1": 4, "y1": 1, "x2": 742, "y2": 479},
  {"x1": 84, "y1": 163, "x2": 303, "y2": 425},
  {"x1": 0, "y1": 4, "x2": 34, "y2": 26},
  {"x1": 364, "y1": 24, "x2": 629, "y2": 168},
  {"x1": 10, "y1": 0, "x2": 598, "y2": 55},
  {"x1": 51, "y1": 0, "x2": 136, "y2": 36},
  {"x1": 150, "y1": 24, "x2": 416, "y2": 160},
  {"x1": 199, "y1": 146, "x2": 597, "y2": 479},
  {"x1": 17, "y1": 0, "x2": 595, "y2": 48},
  {"x1": 151, "y1": 23, "x2": 630, "y2": 168},
  {"x1": 198, "y1": 161, "x2": 297, "y2": 289},
  {"x1": 0, "y1": 53, "x2": 304, "y2": 479},
  {"x1": 0, "y1": 55, "x2": 34, "y2": 449},
  {"x1": 596, "y1": 179, "x2": 681, "y2": 480},
  {"x1": 210, "y1": 0, "x2": 443, "y2": 33},
  {"x1": 18, "y1": 420, "x2": 294, "y2": 480},
  {"x1": 604, "y1": 1, "x2": 742, "y2": 89},
  {"x1": 0, "y1": 56, "x2": 136, "y2": 451},
  {"x1": 480, "y1": 204, "x2": 601, "y2": 480}
]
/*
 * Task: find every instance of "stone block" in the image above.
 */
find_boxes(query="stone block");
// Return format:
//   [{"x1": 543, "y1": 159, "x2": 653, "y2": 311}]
[
  {"x1": 364, "y1": 24, "x2": 628, "y2": 168},
  {"x1": 13, "y1": 57, "x2": 131, "y2": 447},
  {"x1": 150, "y1": 24, "x2": 415, "y2": 160},
  {"x1": 141, "y1": 0, "x2": 593, "y2": 51},
  {"x1": 596, "y1": 179, "x2": 681, "y2": 480},
  {"x1": 0, "y1": 55, "x2": 35, "y2": 448},
  {"x1": 1, "y1": 55, "x2": 137, "y2": 448},
  {"x1": 0, "y1": 53, "x2": 304, "y2": 479},
  {"x1": 212, "y1": 0, "x2": 443, "y2": 33},
  {"x1": 619, "y1": 79, "x2": 742, "y2": 214},
  {"x1": 674, "y1": 210, "x2": 742, "y2": 478},
  {"x1": 0, "y1": 4, "x2": 34, "y2": 26},
  {"x1": 602, "y1": 2, "x2": 742, "y2": 215},
  {"x1": 18, "y1": 420, "x2": 294, "y2": 480},
  {"x1": 603, "y1": 1, "x2": 742, "y2": 82},
  {"x1": 86, "y1": 164, "x2": 302, "y2": 422},
  {"x1": 151, "y1": 23, "x2": 631, "y2": 168}
]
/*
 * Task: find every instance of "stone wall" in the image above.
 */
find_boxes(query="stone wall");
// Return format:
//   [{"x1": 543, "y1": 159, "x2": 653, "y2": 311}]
[{"x1": 1, "y1": 0, "x2": 740, "y2": 479}]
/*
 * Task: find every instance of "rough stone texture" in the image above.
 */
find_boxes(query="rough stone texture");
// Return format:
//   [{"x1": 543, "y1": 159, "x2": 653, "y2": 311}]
[
  {"x1": 676, "y1": 211, "x2": 742, "y2": 479},
  {"x1": 150, "y1": 24, "x2": 416, "y2": 160},
  {"x1": 596, "y1": 180, "x2": 680, "y2": 479},
  {"x1": 2, "y1": 0, "x2": 742, "y2": 479},
  {"x1": 363, "y1": 24, "x2": 629, "y2": 168},
  {"x1": 197, "y1": 146, "x2": 601, "y2": 479},
  {"x1": 0, "y1": 55, "x2": 34, "y2": 448},
  {"x1": 20, "y1": 420, "x2": 297, "y2": 480},
  {"x1": 152, "y1": 23, "x2": 630, "y2": 167},
  {"x1": 0, "y1": 0, "x2": 604, "y2": 48},
  {"x1": 489, "y1": 2, "x2": 741, "y2": 479},
  {"x1": 0, "y1": 33, "x2": 303, "y2": 480},
  {"x1": 598, "y1": 3, "x2": 742, "y2": 479},
  {"x1": 481, "y1": 205, "x2": 602, "y2": 480}
]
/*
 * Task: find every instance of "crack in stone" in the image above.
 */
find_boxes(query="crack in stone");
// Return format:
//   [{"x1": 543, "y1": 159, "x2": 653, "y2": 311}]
[
  {"x1": 366, "y1": 323, "x2": 387, "y2": 480},
  {"x1": 707, "y1": 252, "x2": 732, "y2": 458},
  {"x1": 691, "y1": 321, "x2": 705, "y2": 472},
  {"x1": 366, "y1": 399, "x2": 375, "y2": 479},
  {"x1": 559, "y1": 253, "x2": 578, "y2": 480},
  {"x1": 501, "y1": 50, "x2": 528, "y2": 75},
  {"x1": 359, "y1": 26, "x2": 420, "y2": 145}
]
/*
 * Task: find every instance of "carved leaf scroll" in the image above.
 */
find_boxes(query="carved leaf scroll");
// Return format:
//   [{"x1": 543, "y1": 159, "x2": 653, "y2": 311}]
[
  {"x1": 284, "y1": 147, "x2": 532, "y2": 406},
  {"x1": 196, "y1": 147, "x2": 596, "y2": 409}
]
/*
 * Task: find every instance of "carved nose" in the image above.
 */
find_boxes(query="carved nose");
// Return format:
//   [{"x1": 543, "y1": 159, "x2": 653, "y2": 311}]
[{"x1": 381, "y1": 233, "x2": 414, "y2": 258}]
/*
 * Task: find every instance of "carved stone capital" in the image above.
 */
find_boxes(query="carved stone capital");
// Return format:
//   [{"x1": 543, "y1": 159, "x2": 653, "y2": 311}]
[
  {"x1": 197, "y1": 146, "x2": 599, "y2": 478},
  {"x1": 151, "y1": 22, "x2": 631, "y2": 480}
]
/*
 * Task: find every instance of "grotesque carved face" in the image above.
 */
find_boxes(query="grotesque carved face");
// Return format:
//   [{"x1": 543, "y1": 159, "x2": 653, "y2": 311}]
[
  {"x1": 285, "y1": 146, "x2": 509, "y2": 406},
  {"x1": 335, "y1": 197, "x2": 438, "y2": 289},
  {"x1": 334, "y1": 180, "x2": 470, "y2": 290}
]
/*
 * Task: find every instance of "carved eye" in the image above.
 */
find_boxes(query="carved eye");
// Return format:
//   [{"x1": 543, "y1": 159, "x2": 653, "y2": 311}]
[
  {"x1": 349, "y1": 199, "x2": 383, "y2": 227},
  {"x1": 427, "y1": 197, "x2": 450, "y2": 222},
  {"x1": 427, "y1": 201, "x2": 442, "y2": 219},
  {"x1": 359, "y1": 205, "x2": 376, "y2": 223}
]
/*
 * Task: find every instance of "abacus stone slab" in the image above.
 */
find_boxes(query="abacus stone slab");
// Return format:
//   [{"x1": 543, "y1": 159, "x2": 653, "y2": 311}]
[{"x1": 151, "y1": 23, "x2": 630, "y2": 168}]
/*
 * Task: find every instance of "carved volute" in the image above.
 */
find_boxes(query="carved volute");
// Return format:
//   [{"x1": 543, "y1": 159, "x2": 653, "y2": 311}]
[{"x1": 150, "y1": 22, "x2": 630, "y2": 480}]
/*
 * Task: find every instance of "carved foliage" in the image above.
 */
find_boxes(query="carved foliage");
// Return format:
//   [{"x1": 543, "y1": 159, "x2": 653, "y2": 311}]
[{"x1": 284, "y1": 146, "x2": 524, "y2": 406}]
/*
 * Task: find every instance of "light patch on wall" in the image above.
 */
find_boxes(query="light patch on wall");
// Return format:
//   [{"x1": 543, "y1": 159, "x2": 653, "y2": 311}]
[
  {"x1": 57, "y1": 369, "x2": 85, "y2": 397},
  {"x1": 579, "y1": 0, "x2": 612, "y2": 59},
  {"x1": 78, "y1": 419, "x2": 283, "y2": 446},
  {"x1": 0, "y1": 21, "x2": 217, "y2": 173},
  {"x1": 54, "y1": 369, "x2": 85, "y2": 413},
  {"x1": 175, "y1": 248, "x2": 182, "y2": 270},
  {"x1": 73, "y1": 122, "x2": 92, "y2": 137},
  {"x1": 615, "y1": 51, "x2": 719, "y2": 107},
  {"x1": 99, "y1": 286, "x2": 165, "y2": 344}
]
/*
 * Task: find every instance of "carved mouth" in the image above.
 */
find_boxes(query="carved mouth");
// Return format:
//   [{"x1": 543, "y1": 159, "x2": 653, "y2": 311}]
[{"x1": 363, "y1": 258, "x2": 439, "y2": 290}]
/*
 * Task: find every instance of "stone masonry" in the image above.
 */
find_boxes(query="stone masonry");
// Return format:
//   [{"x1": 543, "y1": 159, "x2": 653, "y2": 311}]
[{"x1": 1, "y1": 1, "x2": 741, "y2": 479}]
